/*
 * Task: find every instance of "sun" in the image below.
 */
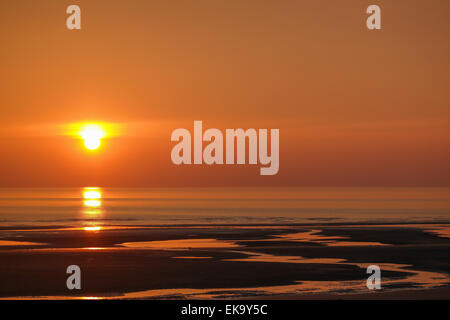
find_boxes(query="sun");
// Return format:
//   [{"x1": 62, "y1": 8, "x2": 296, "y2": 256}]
[
  {"x1": 63, "y1": 122, "x2": 119, "y2": 151},
  {"x1": 79, "y1": 124, "x2": 105, "y2": 150}
]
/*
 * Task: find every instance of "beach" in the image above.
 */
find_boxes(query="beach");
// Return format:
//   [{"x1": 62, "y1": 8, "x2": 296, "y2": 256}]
[
  {"x1": 0, "y1": 187, "x2": 450, "y2": 299},
  {"x1": 1, "y1": 223, "x2": 450, "y2": 299}
]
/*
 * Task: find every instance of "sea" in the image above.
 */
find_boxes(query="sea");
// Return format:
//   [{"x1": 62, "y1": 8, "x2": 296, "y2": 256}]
[{"x1": 1, "y1": 187, "x2": 449, "y2": 228}]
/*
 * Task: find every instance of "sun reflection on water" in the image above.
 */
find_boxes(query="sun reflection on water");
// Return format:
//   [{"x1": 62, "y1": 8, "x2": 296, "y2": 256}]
[
  {"x1": 83, "y1": 189, "x2": 102, "y2": 199},
  {"x1": 84, "y1": 199, "x2": 101, "y2": 208},
  {"x1": 84, "y1": 226, "x2": 102, "y2": 232},
  {"x1": 82, "y1": 187, "x2": 103, "y2": 215},
  {"x1": 82, "y1": 187, "x2": 103, "y2": 232}
]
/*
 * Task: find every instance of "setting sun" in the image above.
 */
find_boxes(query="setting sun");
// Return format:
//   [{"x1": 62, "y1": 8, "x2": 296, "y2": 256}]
[
  {"x1": 62, "y1": 122, "x2": 120, "y2": 152},
  {"x1": 79, "y1": 124, "x2": 105, "y2": 150}
]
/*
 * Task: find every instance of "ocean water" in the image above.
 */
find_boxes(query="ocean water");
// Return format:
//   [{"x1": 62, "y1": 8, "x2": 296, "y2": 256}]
[
  {"x1": 1, "y1": 187, "x2": 450, "y2": 299},
  {"x1": 1, "y1": 187, "x2": 450, "y2": 227}
]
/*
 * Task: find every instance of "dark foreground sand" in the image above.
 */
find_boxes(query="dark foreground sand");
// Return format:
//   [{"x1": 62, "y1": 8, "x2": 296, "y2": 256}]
[
  {"x1": 0, "y1": 224, "x2": 449, "y2": 299},
  {"x1": 252, "y1": 286, "x2": 450, "y2": 300}
]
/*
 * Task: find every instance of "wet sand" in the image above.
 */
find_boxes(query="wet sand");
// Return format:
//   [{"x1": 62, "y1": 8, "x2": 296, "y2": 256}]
[{"x1": 0, "y1": 224, "x2": 449, "y2": 299}]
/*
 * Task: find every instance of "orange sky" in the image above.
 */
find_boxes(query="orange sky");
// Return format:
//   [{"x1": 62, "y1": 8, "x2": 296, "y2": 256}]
[{"x1": 0, "y1": 0, "x2": 449, "y2": 187}]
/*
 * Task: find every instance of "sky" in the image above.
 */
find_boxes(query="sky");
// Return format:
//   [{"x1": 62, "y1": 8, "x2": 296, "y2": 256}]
[{"x1": 0, "y1": 0, "x2": 449, "y2": 187}]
